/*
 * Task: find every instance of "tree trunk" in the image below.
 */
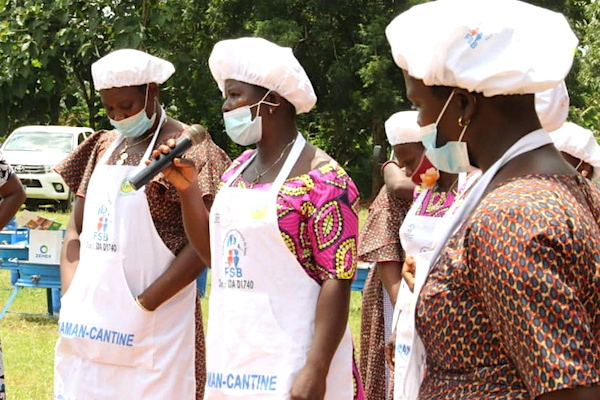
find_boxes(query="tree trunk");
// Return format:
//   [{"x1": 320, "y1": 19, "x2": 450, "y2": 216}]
[
  {"x1": 49, "y1": 92, "x2": 62, "y2": 125},
  {"x1": 370, "y1": 118, "x2": 387, "y2": 202},
  {"x1": 73, "y1": 68, "x2": 96, "y2": 131}
]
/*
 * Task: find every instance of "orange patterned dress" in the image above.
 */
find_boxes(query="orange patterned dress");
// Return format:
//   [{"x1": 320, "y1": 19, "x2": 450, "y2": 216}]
[{"x1": 417, "y1": 174, "x2": 600, "y2": 399}]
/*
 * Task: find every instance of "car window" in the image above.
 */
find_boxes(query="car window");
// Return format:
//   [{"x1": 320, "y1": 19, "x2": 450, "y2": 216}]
[
  {"x1": 78, "y1": 132, "x2": 86, "y2": 145},
  {"x1": 4, "y1": 132, "x2": 74, "y2": 153}
]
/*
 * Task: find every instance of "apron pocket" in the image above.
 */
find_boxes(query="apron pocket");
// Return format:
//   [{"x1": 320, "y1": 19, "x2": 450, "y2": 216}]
[
  {"x1": 56, "y1": 256, "x2": 157, "y2": 369},
  {"x1": 220, "y1": 291, "x2": 298, "y2": 393}
]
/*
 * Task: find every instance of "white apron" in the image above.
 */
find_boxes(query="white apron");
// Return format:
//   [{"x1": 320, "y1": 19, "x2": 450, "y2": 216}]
[
  {"x1": 205, "y1": 133, "x2": 354, "y2": 399},
  {"x1": 401, "y1": 129, "x2": 553, "y2": 400},
  {"x1": 54, "y1": 117, "x2": 196, "y2": 400},
  {"x1": 392, "y1": 189, "x2": 445, "y2": 400}
]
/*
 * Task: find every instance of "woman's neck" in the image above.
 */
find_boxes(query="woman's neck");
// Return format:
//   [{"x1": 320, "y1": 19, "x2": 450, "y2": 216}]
[
  {"x1": 436, "y1": 172, "x2": 458, "y2": 193},
  {"x1": 254, "y1": 118, "x2": 298, "y2": 165},
  {"x1": 469, "y1": 98, "x2": 541, "y2": 172}
]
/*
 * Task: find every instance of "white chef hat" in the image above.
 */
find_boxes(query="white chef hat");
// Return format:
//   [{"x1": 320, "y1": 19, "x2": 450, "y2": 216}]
[
  {"x1": 386, "y1": 0, "x2": 578, "y2": 97},
  {"x1": 550, "y1": 122, "x2": 600, "y2": 180},
  {"x1": 208, "y1": 37, "x2": 317, "y2": 114},
  {"x1": 535, "y1": 81, "x2": 569, "y2": 132},
  {"x1": 385, "y1": 111, "x2": 420, "y2": 146},
  {"x1": 92, "y1": 49, "x2": 175, "y2": 91}
]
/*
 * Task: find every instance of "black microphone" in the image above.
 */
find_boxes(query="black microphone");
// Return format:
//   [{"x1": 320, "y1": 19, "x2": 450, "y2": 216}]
[{"x1": 127, "y1": 124, "x2": 207, "y2": 191}]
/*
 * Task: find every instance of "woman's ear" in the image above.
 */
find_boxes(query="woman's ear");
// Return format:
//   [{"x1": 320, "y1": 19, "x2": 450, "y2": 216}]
[
  {"x1": 265, "y1": 91, "x2": 285, "y2": 115},
  {"x1": 148, "y1": 83, "x2": 160, "y2": 101},
  {"x1": 267, "y1": 91, "x2": 282, "y2": 106},
  {"x1": 455, "y1": 88, "x2": 477, "y2": 124}
]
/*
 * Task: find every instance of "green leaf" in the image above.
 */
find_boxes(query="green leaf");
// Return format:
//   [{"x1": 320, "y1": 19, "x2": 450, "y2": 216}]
[{"x1": 41, "y1": 76, "x2": 55, "y2": 92}]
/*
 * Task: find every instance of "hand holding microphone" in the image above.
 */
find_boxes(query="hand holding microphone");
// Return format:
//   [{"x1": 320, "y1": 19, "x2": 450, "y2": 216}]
[{"x1": 127, "y1": 124, "x2": 207, "y2": 191}]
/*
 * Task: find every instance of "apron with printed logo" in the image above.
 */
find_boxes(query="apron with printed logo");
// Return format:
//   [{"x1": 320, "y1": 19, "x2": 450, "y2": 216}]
[
  {"x1": 392, "y1": 189, "x2": 444, "y2": 400},
  {"x1": 205, "y1": 133, "x2": 354, "y2": 399},
  {"x1": 54, "y1": 115, "x2": 196, "y2": 400}
]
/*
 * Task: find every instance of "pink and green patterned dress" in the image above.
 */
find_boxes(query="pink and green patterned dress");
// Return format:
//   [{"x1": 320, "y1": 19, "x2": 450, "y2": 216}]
[{"x1": 221, "y1": 149, "x2": 365, "y2": 399}]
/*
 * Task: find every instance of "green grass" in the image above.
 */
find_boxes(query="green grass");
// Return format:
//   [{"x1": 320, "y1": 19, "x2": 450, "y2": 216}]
[{"x1": 0, "y1": 208, "x2": 366, "y2": 399}]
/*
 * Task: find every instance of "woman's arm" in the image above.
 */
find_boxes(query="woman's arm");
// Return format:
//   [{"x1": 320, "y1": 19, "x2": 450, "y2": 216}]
[
  {"x1": 177, "y1": 178, "x2": 211, "y2": 266},
  {"x1": 136, "y1": 141, "x2": 216, "y2": 310},
  {"x1": 0, "y1": 175, "x2": 25, "y2": 229},
  {"x1": 537, "y1": 387, "x2": 600, "y2": 400},
  {"x1": 382, "y1": 162, "x2": 414, "y2": 200},
  {"x1": 377, "y1": 261, "x2": 402, "y2": 305},
  {"x1": 151, "y1": 144, "x2": 212, "y2": 265},
  {"x1": 60, "y1": 196, "x2": 84, "y2": 295},
  {"x1": 290, "y1": 279, "x2": 351, "y2": 400},
  {"x1": 136, "y1": 242, "x2": 206, "y2": 311}
]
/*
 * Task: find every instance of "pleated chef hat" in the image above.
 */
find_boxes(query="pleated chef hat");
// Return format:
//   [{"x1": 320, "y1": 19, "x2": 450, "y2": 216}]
[
  {"x1": 550, "y1": 122, "x2": 600, "y2": 180},
  {"x1": 209, "y1": 37, "x2": 317, "y2": 114},
  {"x1": 92, "y1": 49, "x2": 175, "y2": 90},
  {"x1": 535, "y1": 81, "x2": 569, "y2": 132},
  {"x1": 386, "y1": 0, "x2": 578, "y2": 97},
  {"x1": 385, "y1": 111, "x2": 421, "y2": 146}
]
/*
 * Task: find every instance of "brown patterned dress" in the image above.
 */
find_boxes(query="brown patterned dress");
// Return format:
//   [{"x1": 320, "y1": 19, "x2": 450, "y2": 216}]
[
  {"x1": 358, "y1": 185, "x2": 412, "y2": 400},
  {"x1": 55, "y1": 128, "x2": 231, "y2": 400},
  {"x1": 417, "y1": 174, "x2": 600, "y2": 399}
]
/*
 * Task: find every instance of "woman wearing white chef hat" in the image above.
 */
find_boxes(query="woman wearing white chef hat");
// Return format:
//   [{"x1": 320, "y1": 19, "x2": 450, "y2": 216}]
[
  {"x1": 155, "y1": 37, "x2": 365, "y2": 399},
  {"x1": 386, "y1": 0, "x2": 600, "y2": 399},
  {"x1": 54, "y1": 48, "x2": 230, "y2": 399}
]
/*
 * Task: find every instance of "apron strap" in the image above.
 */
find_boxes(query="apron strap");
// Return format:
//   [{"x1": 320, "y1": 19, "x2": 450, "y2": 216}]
[
  {"x1": 405, "y1": 189, "x2": 428, "y2": 219},
  {"x1": 223, "y1": 152, "x2": 256, "y2": 187},
  {"x1": 402, "y1": 128, "x2": 553, "y2": 399},
  {"x1": 270, "y1": 132, "x2": 305, "y2": 193},
  {"x1": 223, "y1": 132, "x2": 307, "y2": 193}
]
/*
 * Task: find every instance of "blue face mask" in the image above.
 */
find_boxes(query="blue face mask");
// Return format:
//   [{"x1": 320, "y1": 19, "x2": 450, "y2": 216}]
[
  {"x1": 420, "y1": 89, "x2": 474, "y2": 173},
  {"x1": 223, "y1": 90, "x2": 279, "y2": 146},
  {"x1": 109, "y1": 86, "x2": 157, "y2": 138}
]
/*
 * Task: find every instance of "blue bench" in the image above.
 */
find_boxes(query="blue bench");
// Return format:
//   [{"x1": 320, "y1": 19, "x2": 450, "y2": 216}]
[
  {"x1": 0, "y1": 230, "x2": 61, "y2": 319},
  {"x1": 0, "y1": 257, "x2": 60, "y2": 319},
  {"x1": 0, "y1": 229, "x2": 29, "y2": 246}
]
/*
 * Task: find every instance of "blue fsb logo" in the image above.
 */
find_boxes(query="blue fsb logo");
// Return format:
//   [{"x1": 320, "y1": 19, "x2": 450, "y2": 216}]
[{"x1": 223, "y1": 230, "x2": 246, "y2": 278}]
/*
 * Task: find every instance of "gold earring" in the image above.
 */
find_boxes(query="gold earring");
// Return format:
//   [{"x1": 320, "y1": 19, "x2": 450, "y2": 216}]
[
  {"x1": 458, "y1": 116, "x2": 469, "y2": 127},
  {"x1": 269, "y1": 108, "x2": 273, "y2": 115}
]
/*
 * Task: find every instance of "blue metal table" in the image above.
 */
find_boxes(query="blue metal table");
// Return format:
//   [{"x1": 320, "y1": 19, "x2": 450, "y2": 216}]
[
  {"x1": 352, "y1": 262, "x2": 372, "y2": 292},
  {"x1": 0, "y1": 246, "x2": 61, "y2": 319}
]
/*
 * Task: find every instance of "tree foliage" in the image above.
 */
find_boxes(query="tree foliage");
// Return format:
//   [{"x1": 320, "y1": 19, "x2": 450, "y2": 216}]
[{"x1": 0, "y1": 0, "x2": 598, "y2": 198}]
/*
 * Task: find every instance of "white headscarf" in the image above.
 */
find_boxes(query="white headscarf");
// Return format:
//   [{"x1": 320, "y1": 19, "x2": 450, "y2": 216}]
[
  {"x1": 386, "y1": 0, "x2": 578, "y2": 96},
  {"x1": 535, "y1": 81, "x2": 569, "y2": 132},
  {"x1": 385, "y1": 111, "x2": 420, "y2": 146},
  {"x1": 209, "y1": 37, "x2": 317, "y2": 114},
  {"x1": 550, "y1": 122, "x2": 600, "y2": 180},
  {"x1": 92, "y1": 49, "x2": 175, "y2": 90}
]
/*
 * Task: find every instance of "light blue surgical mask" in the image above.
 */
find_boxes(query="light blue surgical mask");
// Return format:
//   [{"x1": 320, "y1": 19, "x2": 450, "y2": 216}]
[
  {"x1": 223, "y1": 90, "x2": 279, "y2": 146},
  {"x1": 109, "y1": 85, "x2": 157, "y2": 138},
  {"x1": 420, "y1": 89, "x2": 474, "y2": 173}
]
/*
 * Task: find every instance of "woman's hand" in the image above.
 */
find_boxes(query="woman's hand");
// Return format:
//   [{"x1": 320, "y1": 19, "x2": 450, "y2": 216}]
[
  {"x1": 386, "y1": 329, "x2": 396, "y2": 371},
  {"x1": 290, "y1": 365, "x2": 327, "y2": 400},
  {"x1": 402, "y1": 255, "x2": 416, "y2": 292},
  {"x1": 148, "y1": 139, "x2": 199, "y2": 193}
]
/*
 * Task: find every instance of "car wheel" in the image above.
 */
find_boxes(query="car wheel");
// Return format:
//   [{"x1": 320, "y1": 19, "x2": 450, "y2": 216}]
[
  {"x1": 25, "y1": 199, "x2": 40, "y2": 211},
  {"x1": 58, "y1": 192, "x2": 75, "y2": 212}
]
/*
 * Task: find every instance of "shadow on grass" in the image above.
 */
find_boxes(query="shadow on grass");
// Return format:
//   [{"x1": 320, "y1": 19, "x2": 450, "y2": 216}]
[{"x1": 3, "y1": 312, "x2": 58, "y2": 327}]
